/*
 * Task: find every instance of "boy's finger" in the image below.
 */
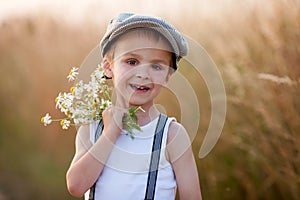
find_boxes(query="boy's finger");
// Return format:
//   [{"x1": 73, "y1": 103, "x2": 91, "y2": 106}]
[{"x1": 112, "y1": 87, "x2": 130, "y2": 109}]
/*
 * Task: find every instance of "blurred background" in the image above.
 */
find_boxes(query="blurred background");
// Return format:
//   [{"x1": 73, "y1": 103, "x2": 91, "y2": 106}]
[{"x1": 0, "y1": 0, "x2": 299, "y2": 199}]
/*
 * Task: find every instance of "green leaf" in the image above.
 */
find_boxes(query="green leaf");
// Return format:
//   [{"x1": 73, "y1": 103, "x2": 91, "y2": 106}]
[{"x1": 122, "y1": 106, "x2": 144, "y2": 139}]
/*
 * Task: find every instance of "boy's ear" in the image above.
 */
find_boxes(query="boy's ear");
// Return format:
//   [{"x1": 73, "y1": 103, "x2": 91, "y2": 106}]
[{"x1": 103, "y1": 58, "x2": 113, "y2": 78}]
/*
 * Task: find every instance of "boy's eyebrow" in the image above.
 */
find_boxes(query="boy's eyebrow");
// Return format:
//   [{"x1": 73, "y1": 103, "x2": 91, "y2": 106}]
[
  {"x1": 114, "y1": 52, "x2": 140, "y2": 61},
  {"x1": 121, "y1": 52, "x2": 171, "y2": 65},
  {"x1": 151, "y1": 58, "x2": 170, "y2": 66},
  {"x1": 122, "y1": 52, "x2": 141, "y2": 58}
]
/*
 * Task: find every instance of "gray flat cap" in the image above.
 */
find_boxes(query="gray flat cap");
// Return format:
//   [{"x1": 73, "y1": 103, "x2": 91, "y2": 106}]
[{"x1": 100, "y1": 13, "x2": 188, "y2": 69}]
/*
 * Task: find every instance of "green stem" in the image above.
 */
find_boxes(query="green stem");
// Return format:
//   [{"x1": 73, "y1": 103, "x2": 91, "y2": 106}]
[
  {"x1": 105, "y1": 91, "x2": 111, "y2": 101},
  {"x1": 134, "y1": 106, "x2": 145, "y2": 113},
  {"x1": 51, "y1": 118, "x2": 71, "y2": 122}
]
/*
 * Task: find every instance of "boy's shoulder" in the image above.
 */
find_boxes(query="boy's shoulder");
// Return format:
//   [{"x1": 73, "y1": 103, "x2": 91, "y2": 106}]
[
  {"x1": 166, "y1": 120, "x2": 191, "y2": 162},
  {"x1": 167, "y1": 120, "x2": 189, "y2": 141}
]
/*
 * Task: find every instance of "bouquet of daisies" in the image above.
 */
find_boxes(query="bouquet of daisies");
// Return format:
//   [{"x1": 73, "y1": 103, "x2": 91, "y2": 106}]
[{"x1": 41, "y1": 65, "x2": 141, "y2": 138}]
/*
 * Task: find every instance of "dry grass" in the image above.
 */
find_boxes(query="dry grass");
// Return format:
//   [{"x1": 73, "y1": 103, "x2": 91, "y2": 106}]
[
  {"x1": 196, "y1": 1, "x2": 300, "y2": 199},
  {"x1": 0, "y1": 0, "x2": 299, "y2": 199}
]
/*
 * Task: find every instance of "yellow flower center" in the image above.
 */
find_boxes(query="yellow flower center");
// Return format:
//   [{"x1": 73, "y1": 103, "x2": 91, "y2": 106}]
[
  {"x1": 70, "y1": 87, "x2": 74, "y2": 94},
  {"x1": 92, "y1": 102, "x2": 98, "y2": 108}
]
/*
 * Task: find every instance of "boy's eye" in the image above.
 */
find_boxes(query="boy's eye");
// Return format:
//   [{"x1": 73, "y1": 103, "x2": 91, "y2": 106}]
[
  {"x1": 151, "y1": 64, "x2": 162, "y2": 70},
  {"x1": 127, "y1": 59, "x2": 138, "y2": 65}
]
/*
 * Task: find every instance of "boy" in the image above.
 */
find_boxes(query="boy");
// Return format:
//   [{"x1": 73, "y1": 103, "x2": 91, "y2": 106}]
[{"x1": 66, "y1": 13, "x2": 202, "y2": 200}]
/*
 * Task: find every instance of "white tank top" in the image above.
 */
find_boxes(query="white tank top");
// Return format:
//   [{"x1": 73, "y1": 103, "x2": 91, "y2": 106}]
[{"x1": 85, "y1": 116, "x2": 177, "y2": 200}]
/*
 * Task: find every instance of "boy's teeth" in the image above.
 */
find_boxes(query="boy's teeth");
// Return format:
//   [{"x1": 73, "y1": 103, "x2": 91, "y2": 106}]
[{"x1": 132, "y1": 84, "x2": 148, "y2": 90}]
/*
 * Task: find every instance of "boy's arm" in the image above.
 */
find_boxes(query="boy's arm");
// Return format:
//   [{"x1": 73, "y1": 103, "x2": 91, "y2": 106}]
[
  {"x1": 167, "y1": 122, "x2": 202, "y2": 200},
  {"x1": 66, "y1": 106, "x2": 123, "y2": 197}
]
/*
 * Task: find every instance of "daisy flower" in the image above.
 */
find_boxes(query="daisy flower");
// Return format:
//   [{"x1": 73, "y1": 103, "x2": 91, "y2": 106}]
[
  {"x1": 60, "y1": 119, "x2": 71, "y2": 129},
  {"x1": 67, "y1": 67, "x2": 79, "y2": 82},
  {"x1": 41, "y1": 113, "x2": 52, "y2": 126}
]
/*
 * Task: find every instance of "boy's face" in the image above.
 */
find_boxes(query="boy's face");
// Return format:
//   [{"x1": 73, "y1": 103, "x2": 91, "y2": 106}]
[{"x1": 105, "y1": 30, "x2": 173, "y2": 108}]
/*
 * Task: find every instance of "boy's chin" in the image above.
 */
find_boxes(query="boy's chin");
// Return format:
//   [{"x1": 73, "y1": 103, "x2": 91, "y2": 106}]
[
  {"x1": 128, "y1": 101, "x2": 144, "y2": 107},
  {"x1": 128, "y1": 99, "x2": 150, "y2": 107}
]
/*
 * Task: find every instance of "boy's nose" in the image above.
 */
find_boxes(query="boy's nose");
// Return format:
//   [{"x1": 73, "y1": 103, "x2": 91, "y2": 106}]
[{"x1": 135, "y1": 65, "x2": 150, "y2": 79}]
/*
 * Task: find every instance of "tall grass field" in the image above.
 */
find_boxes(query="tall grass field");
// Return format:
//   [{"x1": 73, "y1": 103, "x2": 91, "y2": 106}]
[{"x1": 0, "y1": 0, "x2": 299, "y2": 199}]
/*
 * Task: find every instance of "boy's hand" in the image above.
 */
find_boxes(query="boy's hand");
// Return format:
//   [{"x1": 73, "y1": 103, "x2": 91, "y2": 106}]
[
  {"x1": 102, "y1": 89, "x2": 129, "y2": 139},
  {"x1": 102, "y1": 105, "x2": 128, "y2": 140}
]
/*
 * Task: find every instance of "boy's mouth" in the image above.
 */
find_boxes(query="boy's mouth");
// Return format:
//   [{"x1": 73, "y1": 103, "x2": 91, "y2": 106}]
[{"x1": 129, "y1": 84, "x2": 151, "y2": 92}]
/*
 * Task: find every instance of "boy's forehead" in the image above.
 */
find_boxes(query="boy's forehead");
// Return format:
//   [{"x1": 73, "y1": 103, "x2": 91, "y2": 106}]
[{"x1": 114, "y1": 30, "x2": 173, "y2": 55}]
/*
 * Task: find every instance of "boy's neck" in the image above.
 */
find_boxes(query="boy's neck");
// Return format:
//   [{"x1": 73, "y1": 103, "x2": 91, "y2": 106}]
[{"x1": 135, "y1": 104, "x2": 160, "y2": 126}]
